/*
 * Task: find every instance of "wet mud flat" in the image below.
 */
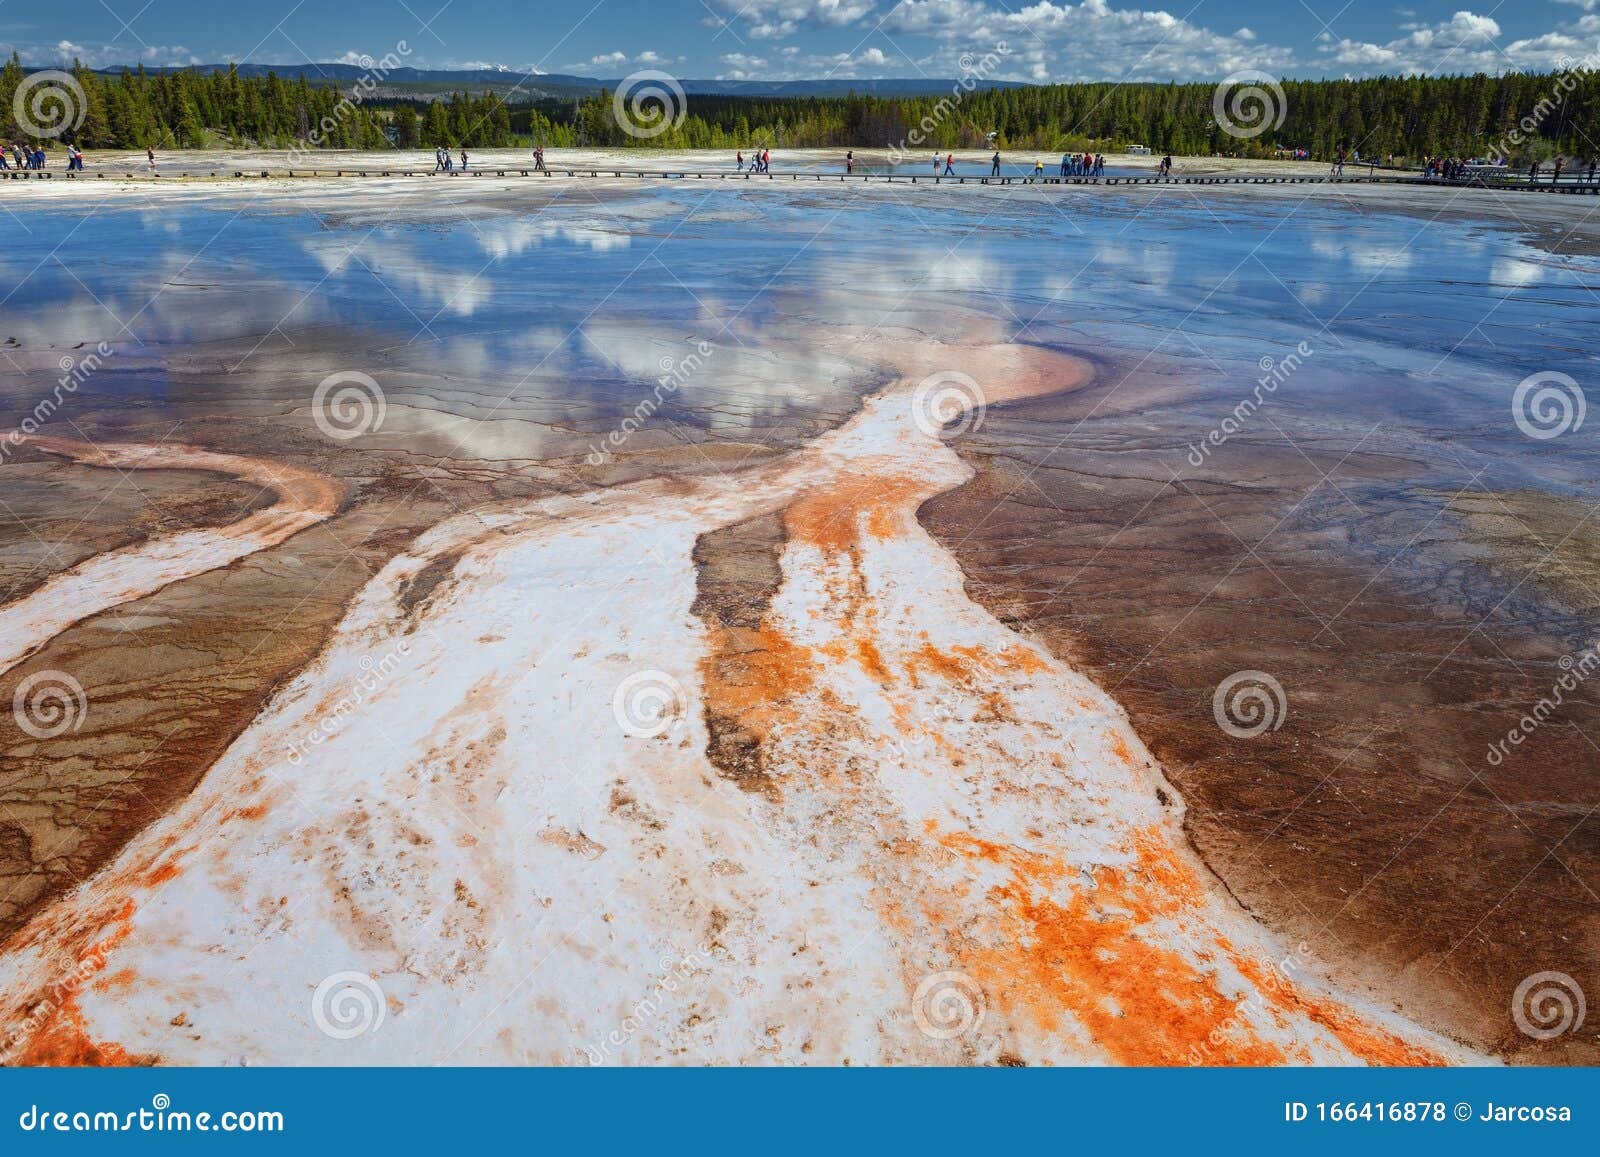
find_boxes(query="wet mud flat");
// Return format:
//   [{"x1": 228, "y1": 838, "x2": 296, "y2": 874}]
[
  {"x1": 0, "y1": 192, "x2": 875, "y2": 948},
  {"x1": 923, "y1": 351, "x2": 1600, "y2": 1064},
  {"x1": 0, "y1": 178, "x2": 1594, "y2": 1063},
  {"x1": 0, "y1": 333, "x2": 1481, "y2": 1066}
]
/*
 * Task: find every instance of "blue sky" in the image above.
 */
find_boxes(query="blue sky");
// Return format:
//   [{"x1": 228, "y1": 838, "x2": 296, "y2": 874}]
[{"x1": 4, "y1": 0, "x2": 1599, "y2": 82}]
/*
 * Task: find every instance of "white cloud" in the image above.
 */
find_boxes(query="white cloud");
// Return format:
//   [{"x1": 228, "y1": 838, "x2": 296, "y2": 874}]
[
  {"x1": 565, "y1": 50, "x2": 684, "y2": 73},
  {"x1": 1317, "y1": 10, "x2": 1596, "y2": 76},
  {"x1": 882, "y1": 0, "x2": 1294, "y2": 82},
  {"x1": 3, "y1": 39, "x2": 199, "y2": 68},
  {"x1": 704, "y1": 0, "x2": 878, "y2": 39}
]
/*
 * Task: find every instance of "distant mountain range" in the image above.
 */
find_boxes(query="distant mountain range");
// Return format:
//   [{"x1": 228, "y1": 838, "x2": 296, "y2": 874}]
[{"x1": 89, "y1": 62, "x2": 1027, "y2": 100}]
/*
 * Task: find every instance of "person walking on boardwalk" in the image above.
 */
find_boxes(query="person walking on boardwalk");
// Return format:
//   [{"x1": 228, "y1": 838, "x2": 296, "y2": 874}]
[
  {"x1": 146, "y1": 145, "x2": 156, "y2": 173},
  {"x1": 1553, "y1": 155, "x2": 1564, "y2": 185},
  {"x1": 1060, "y1": 151, "x2": 1070, "y2": 177},
  {"x1": 533, "y1": 145, "x2": 547, "y2": 173},
  {"x1": 762, "y1": 148, "x2": 770, "y2": 172},
  {"x1": 943, "y1": 152, "x2": 955, "y2": 176},
  {"x1": 736, "y1": 150, "x2": 744, "y2": 171},
  {"x1": 1034, "y1": 159, "x2": 1045, "y2": 178},
  {"x1": 932, "y1": 152, "x2": 940, "y2": 171},
  {"x1": 990, "y1": 150, "x2": 1001, "y2": 176},
  {"x1": 1589, "y1": 158, "x2": 1597, "y2": 183},
  {"x1": 460, "y1": 148, "x2": 468, "y2": 171},
  {"x1": 846, "y1": 150, "x2": 854, "y2": 174}
]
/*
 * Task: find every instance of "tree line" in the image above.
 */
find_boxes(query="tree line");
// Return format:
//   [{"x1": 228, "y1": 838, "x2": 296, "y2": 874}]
[{"x1": 3, "y1": 56, "x2": 1595, "y2": 163}]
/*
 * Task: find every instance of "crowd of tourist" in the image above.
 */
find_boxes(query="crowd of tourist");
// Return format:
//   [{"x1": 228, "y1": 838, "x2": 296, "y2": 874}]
[{"x1": 0, "y1": 143, "x2": 84, "y2": 170}]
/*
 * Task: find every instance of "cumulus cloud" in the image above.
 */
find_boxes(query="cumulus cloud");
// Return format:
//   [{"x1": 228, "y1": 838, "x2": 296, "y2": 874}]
[
  {"x1": 718, "y1": 52, "x2": 770, "y2": 79},
  {"x1": 3, "y1": 39, "x2": 200, "y2": 69},
  {"x1": 701, "y1": 0, "x2": 1600, "y2": 82},
  {"x1": 882, "y1": 0, "x2": 1295, "y2": 81},
  {"x1": 1316, "y1": 9, "x2": 1597, "y2": 75},
  {"x1": 704, "y1": 0, "x2": 878, "y2": 39},
  {"x1": 716, "y1": 43, "x2": 922, "y2": 79},
  {"x1": 565, "y1": 50, "x2": 683, "y2": 73}
]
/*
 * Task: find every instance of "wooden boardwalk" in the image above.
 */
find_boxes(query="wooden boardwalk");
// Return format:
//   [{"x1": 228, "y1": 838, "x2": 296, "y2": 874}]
[{"x1": 9, "y1": 166, "x2": 1600, "y2": 194}]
